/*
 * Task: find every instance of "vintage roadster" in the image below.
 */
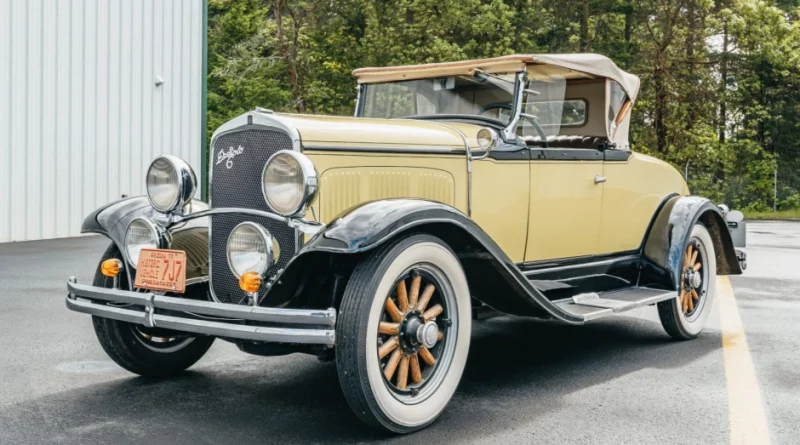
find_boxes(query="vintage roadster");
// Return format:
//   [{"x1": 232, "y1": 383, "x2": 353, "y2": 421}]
[{"x1": 67, "y1": 54, "x2": 745, "y2": 433}]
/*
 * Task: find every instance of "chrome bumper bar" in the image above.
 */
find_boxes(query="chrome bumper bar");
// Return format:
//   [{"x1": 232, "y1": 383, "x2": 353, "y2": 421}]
[{"x1": 66, "y1": 278, "x2": 336, "y2": 346}]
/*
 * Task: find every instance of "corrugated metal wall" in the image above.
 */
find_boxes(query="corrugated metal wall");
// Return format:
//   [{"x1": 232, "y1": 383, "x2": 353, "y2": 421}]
[{"x1": 0, "y1": 0, "x2": 204, "y2": 242}]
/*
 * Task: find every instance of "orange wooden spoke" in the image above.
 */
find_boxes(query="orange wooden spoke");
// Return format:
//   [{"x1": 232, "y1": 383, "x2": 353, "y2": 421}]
[
  {"x1": 437, "y1": 330, "x2": 444, "y2": 341},
  {"x1": 417, "y1": 283, "x2": 436, "y2": 311},
  {"x1": 379, "y1": 322, "x2": 400, "y2": 336},
  {"x1": 691, "y1": 289, "x2": 699, "y2": 302},
  {"x1": 397, "y1": 355, "x2": 410, "y2": 390},
  {"x1": 409, "y1": 354, "x2": 423, "y2": 383},
  {"x1": 409, "y1": 274, "x2": 422, "y2": 307},
  {"x1": 694, "y1": 262, "x2": 702, "y2": 271},
  {"x1": 423, "y1": 304, "x2": 443, "y2": 321},
  {"x1": 396, "y1": 280, "x2": 409, "y2": 312},
  {"x1": 384, "y1": 349, "x2": 402, "y2": 380},
  {"x1": 690, "y1": 249, "x2": 698, "y2": 268},
  {"x1": 385, "y1": 298, "x2": 403, "y2": 322},
  {"x1": 378, "y1": 336, "x2": 399, "y2": 359},
  {"x1": 419, "y1": 346, "x2": 436, "y2": 366},
  {"x1": 681, "y1": 292, "x2": 689, "y2": 312},
  {"x1": 687, "y1": 293, "x2": 694, "y2": 312},
  {"x1": 686, "y1": 245, "x2": 694, "y2": 264}
]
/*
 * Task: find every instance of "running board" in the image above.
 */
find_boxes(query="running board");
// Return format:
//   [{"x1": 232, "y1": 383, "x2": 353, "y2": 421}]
[{"x1": 554, "y1": 287, "x2": 675, "y2": 322}]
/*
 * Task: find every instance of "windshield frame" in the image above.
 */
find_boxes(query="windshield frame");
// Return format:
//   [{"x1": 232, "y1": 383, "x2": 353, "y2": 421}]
[{"x1": 354, "y1": 71, "x2": 528, "y2": 141}]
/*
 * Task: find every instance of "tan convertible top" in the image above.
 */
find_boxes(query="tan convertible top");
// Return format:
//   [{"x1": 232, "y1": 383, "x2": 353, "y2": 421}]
[{"x1": 353, "y1": 53, "x2": 640, "y2": 101}]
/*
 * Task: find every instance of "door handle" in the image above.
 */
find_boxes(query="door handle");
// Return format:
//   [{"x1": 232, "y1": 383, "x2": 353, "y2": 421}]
[{"x1": 594, "y1": 175, "x2": 607, "y2": 184}]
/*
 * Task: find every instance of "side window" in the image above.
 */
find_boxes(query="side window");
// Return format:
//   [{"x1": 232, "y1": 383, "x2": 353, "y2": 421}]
[
  {"x1": 607, "y1": 81, "x2": 628, "y2": 129},
  {"x1": 526, "y1": 99, "x2": 588, "y2": 127}
]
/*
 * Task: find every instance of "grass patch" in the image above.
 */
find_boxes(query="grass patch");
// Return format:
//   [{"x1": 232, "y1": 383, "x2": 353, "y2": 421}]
[{"x1": 744, "y1": 209, "x2": 800, "y2": 220}]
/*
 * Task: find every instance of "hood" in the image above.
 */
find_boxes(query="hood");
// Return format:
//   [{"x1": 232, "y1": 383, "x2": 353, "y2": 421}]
[{"x1": 273, "y1": 113, "x2": 485, "y2": 152}]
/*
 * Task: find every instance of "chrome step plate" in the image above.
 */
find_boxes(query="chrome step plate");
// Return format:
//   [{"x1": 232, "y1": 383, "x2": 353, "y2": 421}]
[{"x1": 555, "y1": 287, "x2": 676, "y2": 322}]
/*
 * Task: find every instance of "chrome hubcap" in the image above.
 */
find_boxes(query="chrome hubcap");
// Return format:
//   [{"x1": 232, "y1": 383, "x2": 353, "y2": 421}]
[{"x1": 417, "y1": 321, "x2": 439, "y2": 349}]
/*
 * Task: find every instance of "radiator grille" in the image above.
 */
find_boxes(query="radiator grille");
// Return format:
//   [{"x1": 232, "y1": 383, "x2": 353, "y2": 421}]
[{"x1": 209, "y1": 128, "x2": 296, "y2": 304}]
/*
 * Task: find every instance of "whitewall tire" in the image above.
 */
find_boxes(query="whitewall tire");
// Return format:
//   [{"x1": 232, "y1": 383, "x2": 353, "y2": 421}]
[
  {"x1": 658, "y1": 223, "x2": 717, "y2": 340},
  {"x1": 336, "y1": 234, "x2": 471, "y2": 433}
]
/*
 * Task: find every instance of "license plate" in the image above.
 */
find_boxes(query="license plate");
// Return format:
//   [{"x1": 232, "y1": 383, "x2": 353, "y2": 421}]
[{"x1": 134, "y1": 249, "x2": 187, "y2": 293}]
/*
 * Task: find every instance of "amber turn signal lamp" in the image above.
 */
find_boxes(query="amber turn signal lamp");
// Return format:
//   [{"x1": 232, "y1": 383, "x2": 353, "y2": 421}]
[
  {"x1": 239, "y1": 272, "x2": 262, "y2": 293},
  {"x1": 100, "y1": 259, "x2": 122, "y2": 278}
]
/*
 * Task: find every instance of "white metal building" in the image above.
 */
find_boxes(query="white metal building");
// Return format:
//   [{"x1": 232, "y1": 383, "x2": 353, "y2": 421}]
[{"x1": 0, "y1": 0, "x2": 207, "y2": 242}]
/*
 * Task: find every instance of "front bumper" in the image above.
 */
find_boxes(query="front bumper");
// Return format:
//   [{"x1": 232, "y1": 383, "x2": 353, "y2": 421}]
[{"x1": 66, "y1": 278, "x2": 336, "y2": 346}]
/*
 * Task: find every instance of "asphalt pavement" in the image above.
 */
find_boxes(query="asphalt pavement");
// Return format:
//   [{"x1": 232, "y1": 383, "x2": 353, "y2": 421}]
[{"x1": 0, "y1": 222, "x2": 797, "y2": 444}]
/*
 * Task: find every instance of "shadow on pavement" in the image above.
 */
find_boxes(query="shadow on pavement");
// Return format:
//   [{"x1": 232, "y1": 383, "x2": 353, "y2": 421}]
[{"x1": 0, "y1": 316, "x2": 720, "y2": 445}]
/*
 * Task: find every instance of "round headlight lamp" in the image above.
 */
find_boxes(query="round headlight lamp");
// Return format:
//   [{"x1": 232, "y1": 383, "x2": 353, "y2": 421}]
[
  {"x1": 261, "y1": 150, "x2": 318, "y2": 217},
  {"x1": 124, "y1": 218, "x2": 169, "y2": 266},
  {"x1": 476, "y1": 128, "x2": 498, "y2": 150},
  {"x1": 146, "y1": 155, "x2": 197, "y2": 213},
  {"x1": 226, "y1": 222, "x2": 280, "y2": 278}
]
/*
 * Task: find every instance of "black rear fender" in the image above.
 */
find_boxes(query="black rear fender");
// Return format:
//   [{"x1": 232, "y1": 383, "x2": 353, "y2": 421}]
[{"x1": 641, "y1": 196, "x2": 742, "y2": 290}]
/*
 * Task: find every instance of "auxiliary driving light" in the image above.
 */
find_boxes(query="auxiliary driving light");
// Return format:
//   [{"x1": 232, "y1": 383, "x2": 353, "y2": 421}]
[
  {"x1": 226, "y1": 222, "x2": 280, "y2": 278},
  {"x1": 100, "y1": 259, "x2": 122, "y2": 278},
  {"x1": 239, "y1": 271, "x2": 263, "y2": 294}
]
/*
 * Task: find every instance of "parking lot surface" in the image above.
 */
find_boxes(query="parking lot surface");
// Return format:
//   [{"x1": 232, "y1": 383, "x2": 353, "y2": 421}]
[{"x1": 0, "y1": 222, "x2": 797, "y2": 444}]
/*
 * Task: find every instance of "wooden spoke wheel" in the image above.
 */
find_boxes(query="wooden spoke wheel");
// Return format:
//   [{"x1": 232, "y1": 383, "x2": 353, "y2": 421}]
[
  {"x1": 679, "y1": 240, "x2": 708, "y2": 320},
  {"x1": 378, "y1": 267, "x2": 451, "y2": 396}
]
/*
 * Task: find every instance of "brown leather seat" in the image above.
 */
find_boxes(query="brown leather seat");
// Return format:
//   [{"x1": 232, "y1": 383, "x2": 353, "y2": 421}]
[{"x1": 523, "y1": 135, "x2": 608, "y2": 149}]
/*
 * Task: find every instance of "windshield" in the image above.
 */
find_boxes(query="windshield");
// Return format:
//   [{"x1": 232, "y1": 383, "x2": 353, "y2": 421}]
[{"x1": 360, "y1": 74, "x2": 517, "y2": 125}]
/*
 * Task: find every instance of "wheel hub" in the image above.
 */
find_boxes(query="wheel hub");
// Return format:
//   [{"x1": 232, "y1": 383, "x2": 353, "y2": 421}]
[
  {"x1": 680, "y1": 241, "x2": 705, "y2": 315},
  {"x1": 417, "y1": 321, "x2": 439, "y2": 349},
  {"x1": 377, "y1": 268, "x2": 448, "y2": 394}
]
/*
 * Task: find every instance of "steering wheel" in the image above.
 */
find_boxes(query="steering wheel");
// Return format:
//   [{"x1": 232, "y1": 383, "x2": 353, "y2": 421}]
[
  {"x1": 478, "y1": 102, "x2": 512, "y2": 116},
  {"x1": 480, "y1": 103, "x2": 549, "y2": 147},
  {"x1": 521, "y1": 114, "x2": 549, "y2": 148}
]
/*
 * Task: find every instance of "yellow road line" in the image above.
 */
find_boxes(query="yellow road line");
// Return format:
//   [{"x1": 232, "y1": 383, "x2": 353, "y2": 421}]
[{"x1": 717, "y1": 276, "x2": 770, "y2": 445}]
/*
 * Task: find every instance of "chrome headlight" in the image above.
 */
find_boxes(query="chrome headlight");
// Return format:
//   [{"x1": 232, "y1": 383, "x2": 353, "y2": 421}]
[
  {"x1": 124, "y1": 218, "x2": 168, "y2": 266},
  {"x1": 146, "y1": 155, "x2": 197, "y2": 213},
  {"x1": 226, "y1": 222, "x2": 280, "y2": 278},
  {"x1": 261, "y1": 151, "x2": 318, "y2": 217}
]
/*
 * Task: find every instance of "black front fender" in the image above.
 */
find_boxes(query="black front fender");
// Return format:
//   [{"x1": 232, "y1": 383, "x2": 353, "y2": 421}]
[
  {"x1": 282, "y1": 199, "x2": 585, "y2": 323},
  {"x1": 642, "y1": 196, "x2": 742, "y2": 290}
]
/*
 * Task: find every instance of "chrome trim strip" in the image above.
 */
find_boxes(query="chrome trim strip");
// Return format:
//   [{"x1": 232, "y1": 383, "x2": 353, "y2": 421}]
[
  {"x1": 425, "y1": 122, "x2": 474, "y2": 217},
  {"x1": 66, "y1": 278, "x2": 336, "y2": 346},
  {"x1": 175, "y1": 207, "x2": 323, "y2": 236},
  {"x1": 154, "y1": 315, "x2": 334, "y2": 344}
]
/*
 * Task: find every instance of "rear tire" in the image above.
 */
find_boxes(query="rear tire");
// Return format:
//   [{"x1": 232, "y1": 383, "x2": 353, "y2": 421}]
[
  {"x1": 91, "y1": 243, "x2": 214, "y2": 377},
  {"x1": 658, "y1": 224, "x2": 717, "y2": 340},
  {"x1": 336, "y1": 234, "x2": 471, "y2": 433}
]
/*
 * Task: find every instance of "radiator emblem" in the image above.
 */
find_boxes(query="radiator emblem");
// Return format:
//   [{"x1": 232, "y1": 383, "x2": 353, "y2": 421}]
[{"x1": 216, "y1": 145, "x2": 245, "y2": 169}]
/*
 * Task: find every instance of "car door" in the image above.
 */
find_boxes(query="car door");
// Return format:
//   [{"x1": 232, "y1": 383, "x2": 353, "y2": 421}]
[
  {"x1": 524, "y1": 147, "x2": 605, "y2": 262},
  {"x1": 597, "y1": 149, "x2": 687, "y2": 254}
]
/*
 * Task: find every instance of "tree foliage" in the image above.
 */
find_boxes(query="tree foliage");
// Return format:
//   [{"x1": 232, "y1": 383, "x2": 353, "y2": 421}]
[{"x1": 208, "y1": 0, "x2": 800, "y2": 211}]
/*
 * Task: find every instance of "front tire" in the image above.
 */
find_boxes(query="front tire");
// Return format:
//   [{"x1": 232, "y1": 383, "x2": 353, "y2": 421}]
[
  {"x1": 91, "y1": 244, "x2": 214, "y2": 377},
  {"x1": 658, "y1": 223, "x2": 717, "y2": 340},
  {"x1": 336, "y1": 234, "x2": 472, "y2": 433}
]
